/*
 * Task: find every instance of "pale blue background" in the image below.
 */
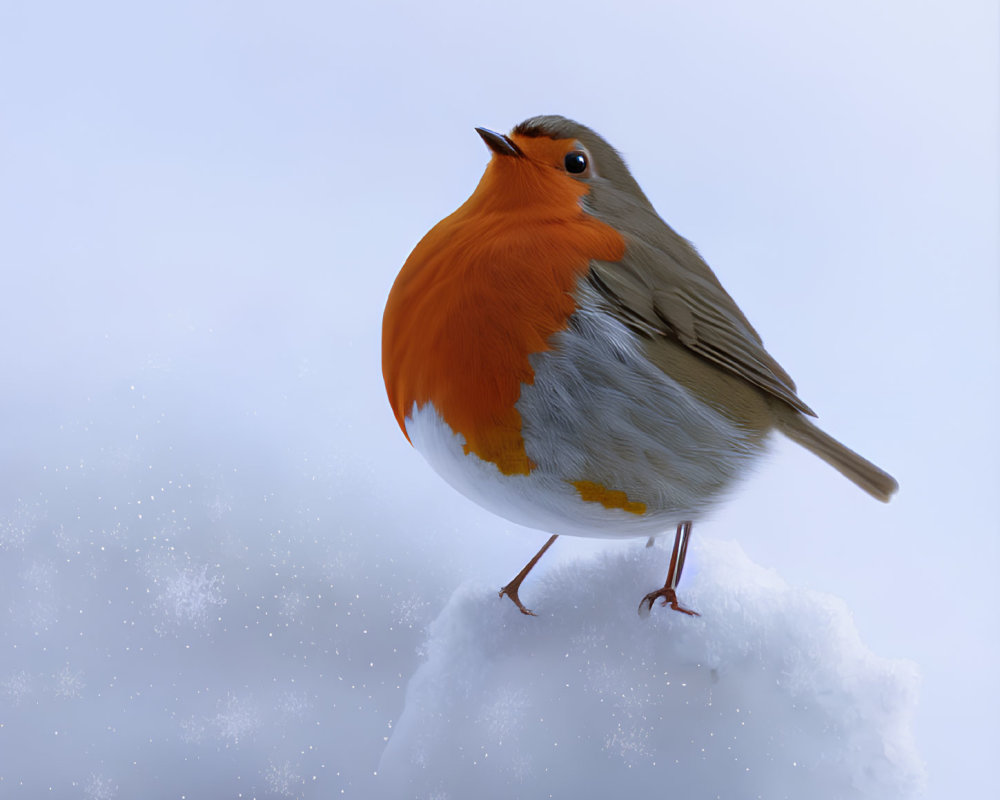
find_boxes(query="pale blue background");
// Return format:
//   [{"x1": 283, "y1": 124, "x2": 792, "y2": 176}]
[{"x1": 1, "y1": 1, "x2": 997, "y2": 797}]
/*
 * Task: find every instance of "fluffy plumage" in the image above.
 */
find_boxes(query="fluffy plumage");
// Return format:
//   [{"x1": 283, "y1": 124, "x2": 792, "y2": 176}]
[{"x1": 382, "y1": 115, "x2": 897, "y2": 614}]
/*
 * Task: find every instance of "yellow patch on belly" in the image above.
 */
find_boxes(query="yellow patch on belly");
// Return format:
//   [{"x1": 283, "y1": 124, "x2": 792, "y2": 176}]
[{"x1": 571, "y1": 480, "x2": 647, "y2": 515}]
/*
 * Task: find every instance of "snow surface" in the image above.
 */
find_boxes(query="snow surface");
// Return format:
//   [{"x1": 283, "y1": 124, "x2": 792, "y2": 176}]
[{"x1": 379, "y1": 540, "x2": 922, "y2": 799}]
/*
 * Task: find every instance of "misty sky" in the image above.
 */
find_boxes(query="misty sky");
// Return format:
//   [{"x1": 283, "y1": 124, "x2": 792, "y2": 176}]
[{"x1": 1, "y1": 1, "x2": 997, "y2": 797}]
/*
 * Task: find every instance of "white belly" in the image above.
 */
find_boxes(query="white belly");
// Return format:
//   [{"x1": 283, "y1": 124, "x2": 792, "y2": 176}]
[{"x1": 404, "y1": 303, "x2": 769, "y2": 540}]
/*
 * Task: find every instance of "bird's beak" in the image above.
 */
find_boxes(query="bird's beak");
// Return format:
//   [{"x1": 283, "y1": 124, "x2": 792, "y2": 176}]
[{"x1": 475, "y1": 127, "x2": 523, "y2": 158}]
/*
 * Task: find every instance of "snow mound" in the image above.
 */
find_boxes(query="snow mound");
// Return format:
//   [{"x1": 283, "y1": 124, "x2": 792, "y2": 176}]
[{"x1": 378, "y1": 539, "x2": 923, "y2": 799}]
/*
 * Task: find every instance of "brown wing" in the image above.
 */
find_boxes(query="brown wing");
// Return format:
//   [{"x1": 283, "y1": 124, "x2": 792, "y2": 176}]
[
  {"x1": 587, "y1": 230, "x2": 816, "y2": 417},
  {"x1": 514, "y1": 117, "x2": 813, "y2": 417}
]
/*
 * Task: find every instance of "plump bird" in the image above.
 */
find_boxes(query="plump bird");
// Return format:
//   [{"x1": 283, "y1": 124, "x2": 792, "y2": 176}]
[{"x1": 382, "y1": 115, "x2": 897, "y2": 616}]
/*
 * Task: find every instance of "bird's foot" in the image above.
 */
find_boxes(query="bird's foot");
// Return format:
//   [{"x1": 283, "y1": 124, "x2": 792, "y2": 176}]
[
  {"x1": 637, "y1": 587, "x2": 700, "y2": 618},
  {"x1": 497, "y1": 534, "x2": 557, "y2": 617},
  {"x1": 499, "y1": 583, "x2": 537, "y2": 616}
]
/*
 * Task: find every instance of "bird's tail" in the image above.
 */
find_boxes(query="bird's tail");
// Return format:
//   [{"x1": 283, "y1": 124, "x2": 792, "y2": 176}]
[{"x1": 775, "y1": 412, "x2": 898, "y2": 502}]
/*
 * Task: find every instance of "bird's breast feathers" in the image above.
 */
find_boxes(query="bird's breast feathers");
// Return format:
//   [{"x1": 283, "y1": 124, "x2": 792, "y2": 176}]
[
  {"x1": 382, "y1": 185, "x2": 624, "y2": 476},
  {"x1": 400, "y1": 280, "x2": 770, "y2": 539}
]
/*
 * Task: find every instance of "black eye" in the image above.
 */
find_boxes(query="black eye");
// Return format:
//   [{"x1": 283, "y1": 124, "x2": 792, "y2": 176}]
[{"x1": 564, "y1": 151, "x2": 588, "y2": 174}]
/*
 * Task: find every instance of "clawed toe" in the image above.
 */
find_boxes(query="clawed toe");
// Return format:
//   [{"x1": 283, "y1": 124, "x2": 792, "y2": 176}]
[
  {"x1": 497, "y1": 534, "x2": 557, "y2": 617},
  {"x1": 499, "y1": 585, "x2": 537, "y2": 616},
  {"x1": 638, "y1": 587, "x2": 700, "y2": 618},
  {"x1": 638, "y1": 520, "x2": 700, "y2": 618}
]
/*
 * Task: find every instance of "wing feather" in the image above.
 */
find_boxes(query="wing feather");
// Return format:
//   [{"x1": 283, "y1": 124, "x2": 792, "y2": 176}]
[{"x1": 588, "y1": 232, "x2": 815, "y2": 417}]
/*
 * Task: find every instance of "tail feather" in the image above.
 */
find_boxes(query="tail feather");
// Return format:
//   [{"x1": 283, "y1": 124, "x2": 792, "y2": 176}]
[{"x1": 775, "y1": 412, "x2": 898, "y2": 502}]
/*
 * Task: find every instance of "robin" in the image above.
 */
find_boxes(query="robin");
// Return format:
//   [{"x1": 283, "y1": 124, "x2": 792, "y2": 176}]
[{"x1": 382, "y1": 115, "x2": 897, "y2": 617}]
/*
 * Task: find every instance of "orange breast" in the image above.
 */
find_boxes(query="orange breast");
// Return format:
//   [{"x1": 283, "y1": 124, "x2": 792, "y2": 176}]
[{"x1": 382, "y1": 149, "x2": 625, "y2": 475}]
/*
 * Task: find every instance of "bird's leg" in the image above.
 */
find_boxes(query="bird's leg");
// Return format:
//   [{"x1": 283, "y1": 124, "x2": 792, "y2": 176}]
[
  {"x1": 638, "y1": 520, "x2": 700, "y2": 617},
  {"x1": 500, "y1": 534, "x2": 558, "y2": 616}
]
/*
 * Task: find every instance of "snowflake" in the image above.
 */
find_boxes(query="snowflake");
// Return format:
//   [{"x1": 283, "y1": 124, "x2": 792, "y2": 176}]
[
  {"x1": 0, "y1": 502, "x2": 38, "y2": 552},
  {"x1": 153, "y1": 563, "x2": 226, "y2": 629},
  {"x1": 321, "y1": 536, "x2": 362, "y2": 582},
  {"x1": 213, "y1": 693, "x2": 259, "y2": 746},
  {"x1": 53, "y1": 523, "x2": 80, "y2": 555},
  {"x1": 278, "y1": 590, "x2": 303, "y2": 620},
  {"x1": 11, "y1": 560, "x2": 59, "y2": 630},
  {"x1": 476, "y1": 686, "x2": 530, "y2": 743},
  {"x1": 604, "y1": 719, "x2": 655, "y2": 765},
  {"x1": 276, "y1": 690, "x2": 312, "y2": 720},
  {"x1": 263, "y1": 760, "x2": 306, "y2": 797},
  {"x1": 53, "y1": 665, "x2": 85, "y2": 699},
  {"x1": 101, "y1": 521, "x2": 126, "y2": 543},
  {"x1": 1, "y1": 670, "x2": 34, "y2": 704},
  {"x1": 392, "y1": 594, "x2": 432, "y2": 628},
  {"x1": 179, "y1": 715, "x2": 208, "y2": 745},
  {"x1": 82, "y1": 773, "x2": 118, "y2": 800},
  {"x1": 206, "y1": 495, "x2": 233, "y2": 522},
  {"x1": 569, "y1": 624, "x2": 606, "y2": 654},
  {"x1": 584, "y1": 661, "x2": 659, "y2": 766}
]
